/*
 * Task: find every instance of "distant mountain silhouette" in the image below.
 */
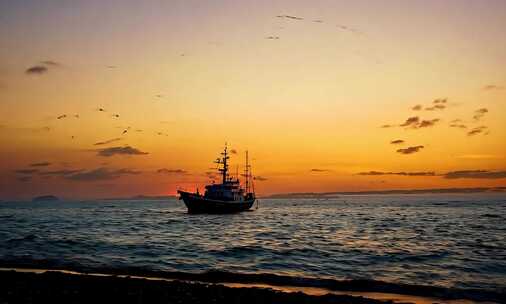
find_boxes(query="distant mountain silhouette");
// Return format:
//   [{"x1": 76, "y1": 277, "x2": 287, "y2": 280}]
[
  {"x1": 103, "y1": 195, "x2": 177, "y2": 201},
  {"x1": 263, "y1": 187, "x2": 506, "y2": 198},
  {"x1": 32, "y1": 195, "x2": 59, "y2": 202}
]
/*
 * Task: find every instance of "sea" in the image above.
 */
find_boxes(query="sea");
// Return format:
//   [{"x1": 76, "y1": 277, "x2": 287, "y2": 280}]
[{"x1": 1, "y1": 194, "x2": 505, "y2": 293}]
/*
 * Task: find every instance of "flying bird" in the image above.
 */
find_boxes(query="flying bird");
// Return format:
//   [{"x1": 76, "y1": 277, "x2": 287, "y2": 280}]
[
  {"x1": 97, "y1": 108, "x2": 106, "y2": 112},
  {"x1": 74, "y1": 114, "x2": 79, "y2": 118},
  {"x1": 57, "y1": 114, "x2": 67, "y2": 120},
  {"x1": 266, "y1": 36, "x2": 280, "y2": 40},
  {"x1": 112, "y1": 114, "x2": 120, "y2": 118}
]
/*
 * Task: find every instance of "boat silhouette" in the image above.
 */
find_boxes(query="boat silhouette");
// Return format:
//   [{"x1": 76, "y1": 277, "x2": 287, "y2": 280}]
[{"x1": 178, "y1": 145, "x2": 256, "y2": 213}]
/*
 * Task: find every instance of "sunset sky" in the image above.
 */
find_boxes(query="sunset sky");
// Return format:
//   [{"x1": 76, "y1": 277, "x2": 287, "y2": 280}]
[{"x1": 1, "y1": 0, "x2": 505, "y2": 199}]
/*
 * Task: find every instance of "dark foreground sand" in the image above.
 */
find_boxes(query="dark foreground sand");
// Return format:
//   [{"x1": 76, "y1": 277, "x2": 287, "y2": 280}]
[
  {"x1": 1, "y1": 269, "x2": 504, "y2": 304},
  {"x1": 0, "y1": 270, "x2": 389, "y2": 304}
]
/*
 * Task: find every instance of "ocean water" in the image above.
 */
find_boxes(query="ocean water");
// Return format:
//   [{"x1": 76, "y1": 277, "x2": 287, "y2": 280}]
[{"x1": 1, "y1": 194, "x2": 505, "y2": 292}]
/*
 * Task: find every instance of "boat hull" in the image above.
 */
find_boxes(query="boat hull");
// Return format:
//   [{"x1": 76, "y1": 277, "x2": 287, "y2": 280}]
[{"x1": 178, "y1": 191, "x2": 255, "y2": 214}]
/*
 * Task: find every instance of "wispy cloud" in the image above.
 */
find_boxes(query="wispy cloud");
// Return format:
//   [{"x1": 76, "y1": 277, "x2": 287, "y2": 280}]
[
  {"x1": 398, "y1": 116, "x2": 439, "y2": 129},
  {"x1": 30, "y1": 162, "x2": 51, "y2": 167},
  {"x1": 40, "y1": 60, "x2": 61, "y2": 67},
  {"x1": 473, "y1": 108, "x2": 488, "y2": 121},
  {"x1": 482, "y1": 84, "x2": 503, "y2": 91},
  {"x1": 25, "y1": 66, "x2": 48, "y2": 75},
  {"x1": 433, "y1": 98, "x2": 447, "y2": 104},
  {"x1": 310, "y1": 168, "x2": 330, "y2": 172},
  {"x1": 425, "y1": 104, "x2": 446, "y2": 111},
  {"x1": 39, "y1": 169, "x2": 83, "y2": 176},
  {"x1": 157, "y1": 168, "x2": 188, "y2": 175},
  {"x1": 400, "y1": 116, "x2": 420, "y2": 127},
  {"x1": 94, "y1": 138, "x2": 123, "y2": 146},
  {"x1": 467, "y1": 126, "x2": 488, "y2": 136},
  {"x1": 66, "y1": 168, "x2": 141, "y2": 181},
  {"x1": 443, "y1": 170, "x2": 506, "y2": 179},
  {"x1": 358, "y1": 171, "x2": 435, "y2": 176},
  {"x1": 97, "y1": 146, "x2": 148, "y2": 157},
  {"x1": 417, "y1": 119, "x2": 440, "y2": 128},
  {"x1": 397, "y1": 145, "x2": 424, "y2": 154},
  {"x1": 390, "y1": 139, "x2": 405, "y2": 144},
  {"x1": 277, "y1": 15, "x2": 304, "y2": 20}
]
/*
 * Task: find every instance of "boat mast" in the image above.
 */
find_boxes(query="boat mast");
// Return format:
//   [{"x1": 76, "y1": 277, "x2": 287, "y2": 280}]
[
  {"x1": 244, "y1": 150, "x2": 250, "y2": 193},
  {"x1": 217, "y1": 145, "x2": 229, "y2": 184}
]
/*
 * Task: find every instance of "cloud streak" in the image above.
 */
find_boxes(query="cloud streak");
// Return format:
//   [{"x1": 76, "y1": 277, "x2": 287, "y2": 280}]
[
  {"x1": 30, "y1": 162, "x2": 51, "y2": 167},
  {"x1": 157, "y1": 168, "x2": 188, "y2": 175},
  {"x1": 97, "y1": 146, "x2": 148, "y2": 157},
  {"x1": 400, "y1": 116, "x2": 420, "y2": 127},
  {"x1": 39, "y1": 169, "x2": 83, "y2": 176},
  {"x1": 40, "y1": 60, "x2": 61, "y2": 67},
  {"x1": 358, "y1": 171, "x2": 435, "y2": 176},
  {"x1": 94, "y1": 138, "x2": 123, "y2": 146},
  {"x1": 25, "y1": 66, "x2": 48, "y2": 75},
  {"x1": 310, "y1": 168, "x2": 330, "y2": 172},
  {"x1": 397, "y1": 145, "x2": 424, "y2": 154},
  {"x1": 398, "y1": 116, "x2": 439, "y2": 129},
  {"x1": 390, "y1": 140, "x2": 405, "y2": 144},
  {"x1": 66, "y1": 168, "x2": 141, "y2": 181},
  {"x1": 443, "y1": 170, "x2": 506, "y2": 179},
  {"x1": 467, "y1": 126, "x2": 488, "y2": 136},
  {"x1": 473, "y1": 108, "x2": 488, "y2": 121},
  {"x1": 483, "y1": 84, "x2": 503, "y2": 91}
]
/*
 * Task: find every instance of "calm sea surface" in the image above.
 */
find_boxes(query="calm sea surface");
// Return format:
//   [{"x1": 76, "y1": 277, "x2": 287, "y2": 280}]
[{"x1": 1, "y1": 194, "x2": 505, "y2": 291}]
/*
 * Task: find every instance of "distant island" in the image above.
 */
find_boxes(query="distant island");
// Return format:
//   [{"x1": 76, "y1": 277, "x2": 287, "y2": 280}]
[
  {"x1": 103, "y1": 195, "x2": 177, "y2": 201},
  {"x1": 263, "y1": 186, "x2": 506, "y2": 199},
  {"x1": 32, "y1": 195, "x2": 60, "y2": 202}
]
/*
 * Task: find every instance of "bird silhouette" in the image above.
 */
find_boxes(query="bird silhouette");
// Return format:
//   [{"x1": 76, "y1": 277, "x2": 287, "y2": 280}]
[
  {"x1": 57, "y1": 114, "x2": 67, "y2": 119},
  {"x1": 97, "y1": 108, "x2": 106, "y2": 112},
  {"x1": 112, "y1": 114, "x2": 120, "y2": 118}
]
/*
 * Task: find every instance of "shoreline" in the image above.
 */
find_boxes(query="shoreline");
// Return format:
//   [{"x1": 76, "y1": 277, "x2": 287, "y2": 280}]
[{"x1": 0, "y1": 266, "x2": 503, "y2": 304}]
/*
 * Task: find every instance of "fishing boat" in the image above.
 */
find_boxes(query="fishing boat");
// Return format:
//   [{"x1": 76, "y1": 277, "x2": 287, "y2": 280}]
[{"x1": 178, "y1": 146, "x2": 256, "y2": 214}]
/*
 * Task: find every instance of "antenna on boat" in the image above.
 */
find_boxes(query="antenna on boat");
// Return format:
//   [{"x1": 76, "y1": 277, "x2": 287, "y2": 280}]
[
  {"x1": 216, "y1": 143, "x2": 229, "y2": 184},
  {"x1": 244, "y1": 150, "x2": 251, "y2": 193}
]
